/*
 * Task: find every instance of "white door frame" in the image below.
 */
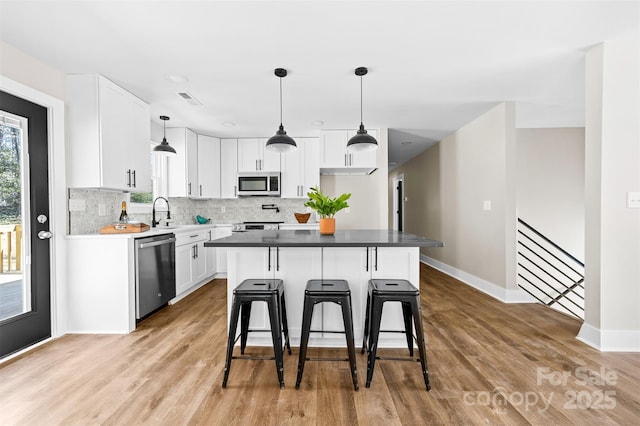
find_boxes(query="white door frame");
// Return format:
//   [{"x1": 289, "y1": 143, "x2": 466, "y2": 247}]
[
  {"x1": 1, "y1": 75, "x2": 67, "y2": 358},
  {"x1": 392, "y1": 174, "x2": 404, "y2": 232}
]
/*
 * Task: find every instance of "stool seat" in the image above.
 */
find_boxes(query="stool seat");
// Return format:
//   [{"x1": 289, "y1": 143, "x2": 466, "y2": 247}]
[
  {"x1": 305, "y1": 279, "x2": 350, "y2": 295},
  {"x1": 370, "y1": 279, "x2": 420, "y2": 296},
  {"x1": 222, "y1": 278, "x2": 291, "y2": 389},
  {"x1": 234, "y1": 279, "x2": 283, "y2": 295},
  {"x1": 363, "y1": 278, "x2": 430, "y2": 391},
  {"x1": 296, "y1": 279, "x2": 359, "y2": 391}
]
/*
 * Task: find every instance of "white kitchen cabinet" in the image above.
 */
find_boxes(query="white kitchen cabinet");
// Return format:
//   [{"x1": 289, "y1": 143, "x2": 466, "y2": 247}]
[
  {"x1": 237, "y1": 138, "x2": 281, "y2": 172},
  {"x1": 319, "y1": 129, "x2": 378, "y2": 175},
  {"x1": 220, "y1": 139, "x2": 238, "y2": 198},
  {"x1": 66, "y1": 237, "x2": 136, "y2": 333},
  {"x1": 66, "y1": 74, "x2": 151, "y2": 192},
  {"x1": 166, "y1": 128, "x2": 199, "y2": 198},
  {"x1": 204, "y1": 229, "x2": 217, "y2": 277},
  {"x1": 214, "y1": 226, "x2": 232, "y2": 273},
  {"x1": 175, "y1": 231, "x2": 207, "y2": 295},
  {"x1": 281, "y1": 137, "x2": 320, "y2": 198},
  {"x1": 321, "y1": 247, "x2": 370, "y2": 338},
  {"x1": 197, "y1": 135, "x2": 221, "y2": 198}
]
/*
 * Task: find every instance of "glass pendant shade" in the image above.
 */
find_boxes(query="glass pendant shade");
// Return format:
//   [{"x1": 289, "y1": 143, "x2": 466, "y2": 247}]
[
  {"x1": 153, "y1": 115, "x2": 177, "y2": 155},
  {"x1": 265, "y1": 68, "x2": 297, "y2": 152},
  {"x1": 347, "y1": 67, "x2": 378, "y2": 152},
  {"x1": 266, "y1": 124, "x2": 297, "y2": 152}
]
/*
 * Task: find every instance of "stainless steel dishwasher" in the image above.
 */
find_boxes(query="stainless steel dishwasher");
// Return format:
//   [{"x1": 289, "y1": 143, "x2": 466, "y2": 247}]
[{"x1": 135, "y1": 233, "x2": 176, "y2": 319}]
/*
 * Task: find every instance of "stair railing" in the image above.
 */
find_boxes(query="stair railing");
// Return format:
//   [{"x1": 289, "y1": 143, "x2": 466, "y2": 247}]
[{"x1": 516, "y1": 218, "x2": 585, "y2": 319}]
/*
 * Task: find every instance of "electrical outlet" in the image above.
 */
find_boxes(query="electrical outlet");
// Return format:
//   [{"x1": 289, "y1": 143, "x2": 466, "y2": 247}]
[
  {"x1": 98, "y1": 204, "x2": 106, "y2": 216},
  {"x1": 483, "y1": 200, "x2": 492, "y2": 211},
  {"x1": 221, "y1": 206, "x2": 226, "y2": 214},
  {"x1": 68, "y1": 199, "x2": 86, "y2": 212},
  {"x1": 628, "y1": 192, "x2": 640, "y2": 208}
]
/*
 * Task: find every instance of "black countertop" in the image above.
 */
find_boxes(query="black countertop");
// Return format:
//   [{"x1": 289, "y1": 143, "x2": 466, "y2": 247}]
[{"x1": 204, "y1": 229, "x2": 444, "y2": 248}]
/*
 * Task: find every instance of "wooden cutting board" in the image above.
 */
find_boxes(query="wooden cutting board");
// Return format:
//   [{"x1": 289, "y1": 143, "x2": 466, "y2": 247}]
[{"x1": 99, "y1": 223, "x2": 150, "y2": 234}]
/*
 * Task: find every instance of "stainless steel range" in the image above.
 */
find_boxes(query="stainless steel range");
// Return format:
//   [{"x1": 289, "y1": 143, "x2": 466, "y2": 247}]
[{"x1": 231, "y1": 221, "x2": 283, "y2": 232}]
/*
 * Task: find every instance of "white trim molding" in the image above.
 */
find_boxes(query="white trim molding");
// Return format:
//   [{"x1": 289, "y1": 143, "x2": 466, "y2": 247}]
[
  {"x1": 420, "y1": 255, "x2": 535, "y2": 304},
  {"x1": 0, "y1": 75, "x2": 67, "y2": 338},
  {"x1": 578, "y1": 323, "x2": 640, "y2": 352}
]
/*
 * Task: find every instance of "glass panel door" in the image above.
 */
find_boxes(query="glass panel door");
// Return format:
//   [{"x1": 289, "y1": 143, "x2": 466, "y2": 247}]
[{"x1": 0, "y1": 112, "x2": 29, "y2": 321}]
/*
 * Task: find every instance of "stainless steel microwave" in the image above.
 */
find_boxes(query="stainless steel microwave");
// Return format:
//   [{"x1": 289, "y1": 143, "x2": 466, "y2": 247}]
[{"x1": 237, "y1": 172, "x2": 281, "y2": 197}]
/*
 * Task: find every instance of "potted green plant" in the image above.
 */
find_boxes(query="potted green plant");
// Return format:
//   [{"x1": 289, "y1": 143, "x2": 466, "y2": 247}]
[{"x1": 304, "y1": 186, "x2": 351, "y2": 235}]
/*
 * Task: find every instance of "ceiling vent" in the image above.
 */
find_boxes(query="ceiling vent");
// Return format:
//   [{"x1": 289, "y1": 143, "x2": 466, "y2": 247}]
[{"x1": 176, "y1": 91, "x2": 202, "y2": 106}]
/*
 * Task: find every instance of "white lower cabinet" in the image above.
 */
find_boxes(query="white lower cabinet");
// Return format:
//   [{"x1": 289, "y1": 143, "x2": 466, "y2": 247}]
[
  {"x1": 224, "y1": 245, "x2": 418, "y2": 347},
  {"x1": 175, "y1": 231, "x2": 208, "y2": 295},
  {"x1": 213, "y1": 226, "x2": 232, "y2": 273}
]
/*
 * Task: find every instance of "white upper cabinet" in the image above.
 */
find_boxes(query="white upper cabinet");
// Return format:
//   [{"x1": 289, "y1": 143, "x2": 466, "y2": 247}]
[
  {"x1": 237, "y1": 138, "x2": 281, "y2": 172},
  {"x1": 220, "y1": 139, "x2": 238, "y2": 198},
  {"x1": 197, "y1": 135, "x2": 221, "y2": 198},
  {"x1": 66, "y1": 74, "x2": 151, "y2": 192},
  {"x1": 166, "y1": 128, "x2": 199, "y2": 198},
  {"x1": 319, "y1": 129, "x2": 378, "y2": 175},
  {"x1": 281, "y1": 137, "x2": 320, "y2": 198}
]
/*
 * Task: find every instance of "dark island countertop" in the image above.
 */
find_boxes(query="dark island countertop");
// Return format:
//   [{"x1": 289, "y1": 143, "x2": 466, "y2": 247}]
[{"x1": 204, "y1": 229, "x2": 444, "y2": 248}]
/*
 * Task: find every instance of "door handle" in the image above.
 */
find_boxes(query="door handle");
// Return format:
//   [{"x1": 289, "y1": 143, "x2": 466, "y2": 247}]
[{"x1": 38, "y1": 230, "x2": 53, "y2": 240}]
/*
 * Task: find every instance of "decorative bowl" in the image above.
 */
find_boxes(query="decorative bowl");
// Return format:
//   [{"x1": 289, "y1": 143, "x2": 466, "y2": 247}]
[{"x1": 294, "y1": 212, "x2": 311, "y2": 223}]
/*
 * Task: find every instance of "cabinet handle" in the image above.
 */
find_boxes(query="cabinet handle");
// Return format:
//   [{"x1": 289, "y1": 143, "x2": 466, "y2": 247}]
[
  {"x1": 200, "y1": 184, "x2": 202, "y2": 196},
  {"x1": 366, "y1": 247, "x2": 369, "y2": 272},
  {"x1": 192, "y1": 245, "x2": 196, "y2": 259},
  {"x1": 132, "y1": 170, "x2": 136, "y2": 187},
  {"x1": 345, "y1": 153, "x2": 348, "y2": 167},
  {"x1": 268, "y1": 247, "x2": 271, "y2": 271},
  {"x1": 276, "y1": 247, "x2": 280, "y2": 272},
  {"x1": 126, "y1": 169, "x2": 131, "y2": 187},
  {"x1": 188, "y1": 182, "x2": 192, "y2": 195},
  {"x1": 256, "y1": 159, "x2": 259, "y2": 171},
  {"x1": 374, "y1": 247, "x2": 378, "y2": 271},
  {"x1": 234, "y1": 185, "x2": 237, "y2": 197}
]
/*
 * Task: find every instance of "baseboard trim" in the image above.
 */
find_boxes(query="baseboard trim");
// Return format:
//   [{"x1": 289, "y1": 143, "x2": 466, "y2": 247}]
[
  {"x1": 420, "y1": 255, "x2": 534, "y2": 304},
  {"x1": 578, "y1": 323, "x2": 640, "y2": 352}
]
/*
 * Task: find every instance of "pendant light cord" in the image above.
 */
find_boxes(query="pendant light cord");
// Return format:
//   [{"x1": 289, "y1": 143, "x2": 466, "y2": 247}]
[
  {"x1": 279, "y1": 76, "x2": 283, "y2": 127},
  {"x1": 360, "y1": 74, "x2": 363, "y2": 126}
]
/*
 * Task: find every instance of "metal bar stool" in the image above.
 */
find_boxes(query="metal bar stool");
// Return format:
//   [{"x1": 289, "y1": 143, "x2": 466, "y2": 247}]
[
  {"x1": 295, "y1": 279, "x2": 359, "y2": 391},
  {"x1": 361, "y1": 279, "x2": 430, "y2": 390},
  {"x1": 222, "y1": 279, "x2": 291, "y2": 388}
]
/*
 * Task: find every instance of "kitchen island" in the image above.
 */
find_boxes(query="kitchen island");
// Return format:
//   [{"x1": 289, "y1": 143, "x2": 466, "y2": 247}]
[{"x1": 205, "y1": 229, "x2": 443, "y2": 348}]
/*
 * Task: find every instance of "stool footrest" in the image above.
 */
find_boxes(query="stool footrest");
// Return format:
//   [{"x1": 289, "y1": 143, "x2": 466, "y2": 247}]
[
  {"x1": 232, "y1": 355, "x2": 276, "y2": 361},
  {"x1": 309, "y1": 329, "x2": 345, "y2": 334},
  {"x1": 306, "y1": 357, "x2": 350, "y2": 362},
  {"x1": 375, "y1": 356, "x2": 421, "y2": 362}
]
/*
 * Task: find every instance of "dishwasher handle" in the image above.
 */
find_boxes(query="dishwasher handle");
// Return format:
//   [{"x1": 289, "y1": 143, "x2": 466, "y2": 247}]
[{"x1": 138, "y1": 237, "x2": 176, "y2": 249}]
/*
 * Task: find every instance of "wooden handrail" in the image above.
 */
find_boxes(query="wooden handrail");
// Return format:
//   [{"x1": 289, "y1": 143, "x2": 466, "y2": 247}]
[{"x1": 0, "y1": 223, "x2": 22, "y2": 273}]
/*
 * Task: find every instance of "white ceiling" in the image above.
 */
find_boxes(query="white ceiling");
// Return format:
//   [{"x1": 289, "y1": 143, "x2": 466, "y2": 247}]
[{"x1": 1, "y1": 1, "x2": 638, "y2": 169}]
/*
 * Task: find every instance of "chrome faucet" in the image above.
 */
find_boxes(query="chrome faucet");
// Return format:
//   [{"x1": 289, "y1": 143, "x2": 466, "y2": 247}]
[{"x1": 152, "y1": 197, "x2": 171, "y2": 228}]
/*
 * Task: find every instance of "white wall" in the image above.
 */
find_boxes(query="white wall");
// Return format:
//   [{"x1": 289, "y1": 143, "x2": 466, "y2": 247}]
[
  {"x1": 581, "y1": 31, "x2": 640, "y2": 351},
  {"x1": 320, "y1": 128, "x2": 389, "y2": 230},
  {"x1": 438, "y1": 102, "x2": 517, "y2": 290},
  {"x1": 516, "y1": 128, "x2": 585, "y2": 259}
]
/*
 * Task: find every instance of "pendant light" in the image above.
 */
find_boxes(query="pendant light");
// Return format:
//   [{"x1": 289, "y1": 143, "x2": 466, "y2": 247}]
[
  {"x1": 347, "y1": 67, "x2": 378, "y2": 152},
  {"x1": 153, "y1": 115, "x2": 177, "y2": 155},
  {"x1": 265, "y1": 68, "x2": 297, "y2": 152}
]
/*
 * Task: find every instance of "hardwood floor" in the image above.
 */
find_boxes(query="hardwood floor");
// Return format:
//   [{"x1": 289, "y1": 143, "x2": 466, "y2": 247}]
[{"x1": 1, "y1": 264, "x2": 638, "y2": 425}]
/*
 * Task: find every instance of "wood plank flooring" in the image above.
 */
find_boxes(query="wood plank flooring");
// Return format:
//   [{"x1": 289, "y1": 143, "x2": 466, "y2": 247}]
[{"x1": 1, "y1": 264, "x2": 638, "y2": 425}]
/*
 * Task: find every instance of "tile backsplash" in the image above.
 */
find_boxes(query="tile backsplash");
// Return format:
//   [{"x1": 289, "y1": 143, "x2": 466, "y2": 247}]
[{"x1": 68, "y1": 189, "x2": 313, "y2": 234}]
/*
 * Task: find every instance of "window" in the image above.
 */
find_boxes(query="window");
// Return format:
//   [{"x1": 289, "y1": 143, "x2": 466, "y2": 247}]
[{"x1": 128, "y1": 142, "x2": 167, "y2": 213}]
